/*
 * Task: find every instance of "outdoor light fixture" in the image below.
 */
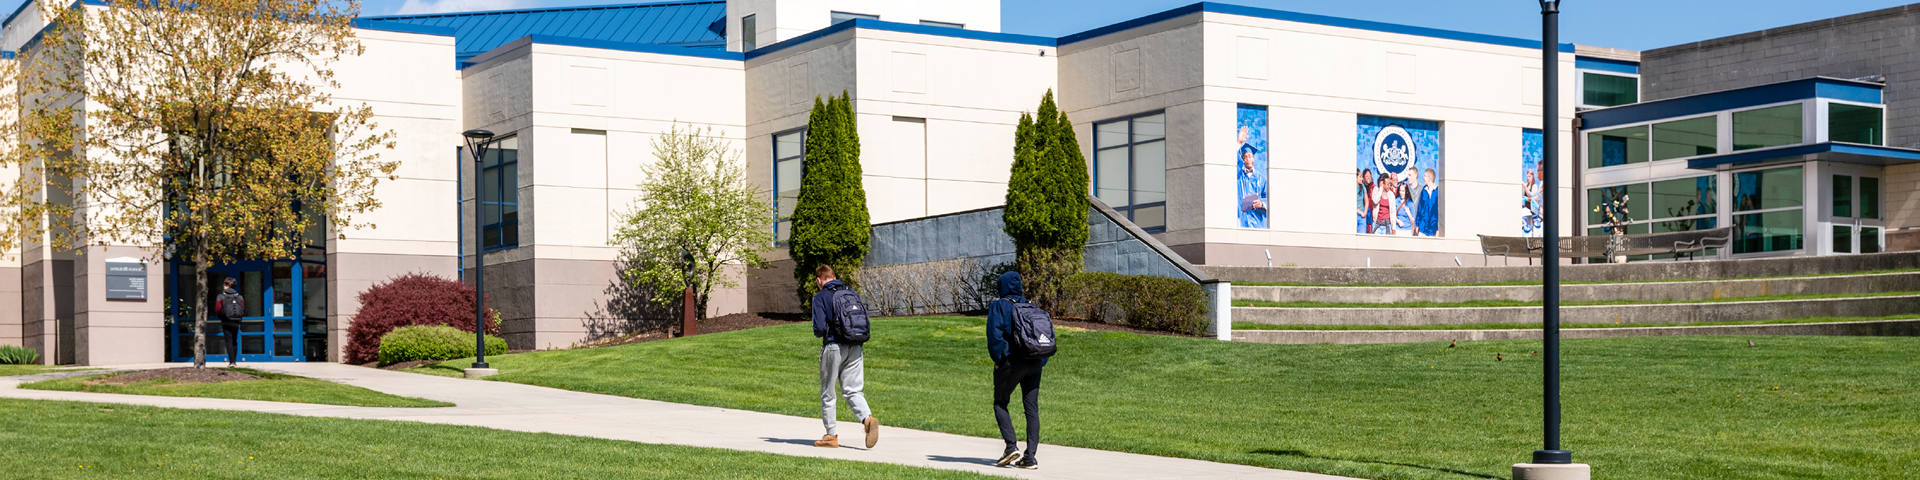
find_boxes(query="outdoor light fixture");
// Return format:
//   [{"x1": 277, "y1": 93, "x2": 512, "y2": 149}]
[
  {"x1": 462, "y1": 129, "x2": 496, "y2": 376},
  {"x1": 1521, "y1": 0, "x2": 1584, "y2": 478}
]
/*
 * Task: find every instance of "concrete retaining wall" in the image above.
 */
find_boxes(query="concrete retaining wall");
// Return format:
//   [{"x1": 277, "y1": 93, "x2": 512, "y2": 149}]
[
  {"x1": 1201, "y1": 251, "x2": 1920, "y2": 285},
  {"x1": 1233, "y1": 294, "x2": 1920, "y2": 326},
  {"x1": 1231, "y1": 320, "x2": 1920, "y2": 344},
  {"x1": 1235, "y1": 271, "x2": 1920, "y2": 304}
]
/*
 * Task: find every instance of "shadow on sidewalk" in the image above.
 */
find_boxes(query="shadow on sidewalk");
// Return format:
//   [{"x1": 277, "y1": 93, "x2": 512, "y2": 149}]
[
  {"x1": 926, "y1": 455, "x2": 998, "y2": 466},
  {"x1": 1252, "y1": 449, "x2": 1499, "y2": 479}
]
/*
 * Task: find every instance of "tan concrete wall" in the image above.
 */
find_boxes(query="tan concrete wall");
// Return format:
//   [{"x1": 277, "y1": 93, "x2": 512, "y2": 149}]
[
  {"x1": 328, "y1": 252, "x2": 459, "y2": 363},
  {"x1": 71, "y1": 246, "x2": 164, "y2": 365}
]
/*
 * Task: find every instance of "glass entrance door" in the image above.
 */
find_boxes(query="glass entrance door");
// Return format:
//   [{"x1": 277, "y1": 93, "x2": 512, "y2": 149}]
[
  {"x1": 1830, "y1": 175, "x2": 1884, "y2": 254},
  {"x1": 168, "y1": 260, "x2": 310, "y2": 362}
]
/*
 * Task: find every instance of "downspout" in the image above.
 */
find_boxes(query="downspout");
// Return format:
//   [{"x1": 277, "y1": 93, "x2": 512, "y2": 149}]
[{"x1": 1570, "y1": 115, "x2": 1583, "y2": 264}]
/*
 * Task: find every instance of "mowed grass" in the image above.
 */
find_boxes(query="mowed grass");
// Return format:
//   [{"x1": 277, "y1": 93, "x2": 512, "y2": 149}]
[
  {"x1": 19, "y1": 368, "x2": 452, "y2": 408},
  {"x1": 1232, "y1": 314, "x2": 1920, "y2": 331},
  {"x1": 1232, "y1": 290, "x2": 1920, "y2": 309},
  {"x1": 0, "y1": 398, "x2": 1002, "y2": 480},
  {"x1": 0, "y1": 365, "x2": 71, "y2": 377},
  {"x1": 425, "y1": 317, "x2": 1920, "y2": 480}
]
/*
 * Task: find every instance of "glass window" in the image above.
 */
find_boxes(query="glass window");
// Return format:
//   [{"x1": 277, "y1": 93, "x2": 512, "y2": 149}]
[
  {"x1": 1651, "y1": 116, "x2": 1716, "y2": 160},
  {"x1": 1582, "y1": 72, "x2": 1638, "y2": 107},
  {"x1": 1834, "y1": 225, "x2": 1853, "y2": 253},
  {"x1": 479, "y1": 137, "x2": 519, "y2": 250},
  {"x1": 1829, "y1": 104, "x2": 1883, "y2": 145},
  {"x1": 1733, "y1": 104, "x2": 1803, "y2": 151},
  {"x1": 1734, "y1": 209, "x2": 1803, "y2": 254},
  {"x1": 1586, "y1": 126, "x2": 1648, "y2": 168},
  {"x1": 1862, "y1": 227, "x2": 1882, "y2": 254},
  {"x1": 1651, "y1": 176, "x2": 1716, "y2": 219},
  {"x1": 1587, "y1": 183, "x2": 1648, "y2": 226},
  {"x1": 773, "y1": 130, "x2": 805, "y2": 243},
  {"x1": 1094, "y1": 113, "x2": 1168, "y2": 232},
  {"x1": 742, "y1": 14, "x2": 757, "y2": 51},
  {"x1": 919, "y1": 20, "x2": 964, "y2": 29},
  {"x1": 1733, "y1": 166, "x2": 1802, "y2": 212},
  {"x1": 1862, "y1": 177, "x2": 1879, "y2": 219},
  {"x1": 1832, "y1": 175, "x2": 1853, "y2": 218},
  {"x1": 831, "y1": 11, "x2": 878, "y2": 24}
]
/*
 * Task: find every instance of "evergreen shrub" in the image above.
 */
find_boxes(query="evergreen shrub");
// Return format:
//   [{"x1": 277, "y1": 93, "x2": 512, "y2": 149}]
[
  {"x1": 1059, "y1": 272, "x2": 1210, "y2": 335},
  {"x1": 378, "y1": 325, "x2": 507, "y2": 365},
  {"x1": 1003, "y1": 90, "x2": 1090, "y2": 311},
  {"x1": 789, "y1": 91, "x2": 870, "y2": 307},
  {"x1": 345, "y1": 273, "x2": 501, "y2": 364}
]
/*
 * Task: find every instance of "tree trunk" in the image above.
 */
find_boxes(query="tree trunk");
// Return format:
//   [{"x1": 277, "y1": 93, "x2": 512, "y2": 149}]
[{"x1": 192, "y1": 242, "x2": 208, "y2": 368}]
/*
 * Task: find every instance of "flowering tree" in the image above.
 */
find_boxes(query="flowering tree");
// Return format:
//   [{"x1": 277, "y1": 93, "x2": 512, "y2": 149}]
[
  {"x1": 0, "y1": 0, "x2": 396, "y2": 367},
  {"x1": 612, "y1": 124, "x2": 771, "y2": 326}
]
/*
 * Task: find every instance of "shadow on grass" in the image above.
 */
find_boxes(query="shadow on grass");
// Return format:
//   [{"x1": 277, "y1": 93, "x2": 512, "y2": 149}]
[{"x1": 1252, "y1": 449, "x2": 1500, "y2": 479}]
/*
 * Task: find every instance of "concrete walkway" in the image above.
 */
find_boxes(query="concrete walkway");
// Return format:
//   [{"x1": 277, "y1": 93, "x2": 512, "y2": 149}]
[{"x1": 0, "y1": 363, "x2": 1357, "y2": 480}]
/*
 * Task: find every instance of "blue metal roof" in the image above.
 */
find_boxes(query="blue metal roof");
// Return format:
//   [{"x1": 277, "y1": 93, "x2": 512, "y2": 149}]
[{"x1": 359, "y1": 0, "x2": 724, "y2": 64}]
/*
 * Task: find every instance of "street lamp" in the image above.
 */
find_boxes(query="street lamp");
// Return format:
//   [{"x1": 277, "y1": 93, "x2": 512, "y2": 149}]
[
  {"x1": 1519, "y1": 1, "x2": 1585, "y2": 479},
  {"x1": 462, "y1": 129, "x2": 496, "y2": 377}
]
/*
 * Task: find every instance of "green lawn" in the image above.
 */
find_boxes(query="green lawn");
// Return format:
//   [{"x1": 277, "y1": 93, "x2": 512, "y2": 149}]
[
  {"x1": 0, "y1": 398, "x2": 1000, "y2": 479},
  {"x1": 19, "y1": 368, "x2": 452, "y2": 408},
  {"x1": 424, "y1": 317, "x2": 1920, "y2": 480},
  {"x1": 0, "y1": 365, "x2": 70, "y2": 377},
  {"x1": 1233, "y1": 290, "x2": 1920, "y2": 309},
  {"x1": 1232, "y1": 267, "x2": 1920, "y2": 287},
  {"x1": 1233, "y1": 315, "x2": 1920, "y2": 331}
]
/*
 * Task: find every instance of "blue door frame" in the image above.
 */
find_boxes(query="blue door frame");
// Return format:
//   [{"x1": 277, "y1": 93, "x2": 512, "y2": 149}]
[{"x1": 167, "y1": 260, "x2": 316, "y2": 363}]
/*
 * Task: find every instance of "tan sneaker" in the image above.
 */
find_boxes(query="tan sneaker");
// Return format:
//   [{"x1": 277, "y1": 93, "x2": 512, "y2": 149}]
[
  {"x1": 863, "y1": 416, "x2": 880, "y2": 448},
  {"x1": 813, "y1": 434, "x2": 839, "y2": 448}
]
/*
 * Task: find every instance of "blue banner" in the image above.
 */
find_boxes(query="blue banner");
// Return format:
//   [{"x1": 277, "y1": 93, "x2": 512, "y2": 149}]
[
  {"x1": 1356, "y1": 115, "x2": 1440, "y2": 236},
  {"x1": 1236, "y1": 105, "x2": 1269, "y2": 229}
]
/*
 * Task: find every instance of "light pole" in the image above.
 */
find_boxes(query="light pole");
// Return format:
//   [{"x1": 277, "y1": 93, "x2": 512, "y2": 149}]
[
  {"x1": 1520, "y1": 1, "x2": 1584, "y2": 478},
  {"x1": 462, "y1": 129, "x2": 496, "y2": 377}
]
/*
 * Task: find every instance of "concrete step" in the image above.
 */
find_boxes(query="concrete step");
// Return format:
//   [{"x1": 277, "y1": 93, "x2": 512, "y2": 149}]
[
  {"x1": 1202, "y1": 251, "x2": 1920, "y2": 285},
  {"x1": 1232, "y1": 294, "x2": 1920, "y2": 326},
  {"x1": 1234, "y1": 271, "x2": 1920, "y2": 304},
  {"x1": 1230, "y1": 319, "x2": 1920, "y2": 344}
]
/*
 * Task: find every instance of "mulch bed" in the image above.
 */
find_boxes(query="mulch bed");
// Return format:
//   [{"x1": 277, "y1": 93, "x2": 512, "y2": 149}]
[{"x1": 95, "y1": 367, "x2": 261, "y2": 385}]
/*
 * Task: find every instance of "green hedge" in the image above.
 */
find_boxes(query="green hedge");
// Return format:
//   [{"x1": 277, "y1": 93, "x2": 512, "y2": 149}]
[
  {"x1": 378, "y1": 325, "x2": 507, "y2": 365},
  {"x1": 0, "y1": 345, "x2": 39, "y2": 365},
  {"x1": 1058, "y1": 272, "x2": 1211, "y2": 335}
]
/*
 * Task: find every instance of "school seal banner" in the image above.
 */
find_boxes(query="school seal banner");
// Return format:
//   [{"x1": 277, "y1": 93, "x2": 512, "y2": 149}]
[{"x1": 1355, "y1": 115, "x2": 1441, "y2": 237}]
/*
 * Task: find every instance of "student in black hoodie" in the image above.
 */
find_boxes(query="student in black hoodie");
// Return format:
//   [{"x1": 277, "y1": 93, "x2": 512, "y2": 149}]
[
  {"x1": 986, "y1": 271, "x2": 1046, "y2": 469},
  {"x1": 214, "y1": 277, "x2": 244, "y2": 367}
]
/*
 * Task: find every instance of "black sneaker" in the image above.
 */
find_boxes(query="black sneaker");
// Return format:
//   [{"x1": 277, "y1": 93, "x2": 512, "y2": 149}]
[
  {"x1": 1014, "y1": 456, "x2": 1038, "y2": 469},
  {"x1": 994, "y1": 451, "x2": 1022, "y2": 467}
]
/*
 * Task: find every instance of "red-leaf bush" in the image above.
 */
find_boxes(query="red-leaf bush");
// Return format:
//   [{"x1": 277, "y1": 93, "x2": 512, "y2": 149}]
[{"x1": 345, "y1": 273, "x2": 501, "y2": 364}]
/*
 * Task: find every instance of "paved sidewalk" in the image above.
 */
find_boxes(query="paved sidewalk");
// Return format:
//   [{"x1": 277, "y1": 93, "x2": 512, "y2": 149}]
[{"x1": 1, "y1": 363, "x2": 1357, "y2": 480}]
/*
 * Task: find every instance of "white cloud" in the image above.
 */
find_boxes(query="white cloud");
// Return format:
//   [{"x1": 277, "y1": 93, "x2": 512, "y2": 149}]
[{"x1": 393, "y1": 0, "x2": 530, "y2": 15}]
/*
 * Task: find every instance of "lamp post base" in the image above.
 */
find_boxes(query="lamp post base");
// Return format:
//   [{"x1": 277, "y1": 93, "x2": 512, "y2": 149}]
[
  {"x1": 463, "y1": 368, "x2": 500, "y2": 379},
  {"x1": 1512, "y1": 463, "x2": 1589, "y2": 480}
]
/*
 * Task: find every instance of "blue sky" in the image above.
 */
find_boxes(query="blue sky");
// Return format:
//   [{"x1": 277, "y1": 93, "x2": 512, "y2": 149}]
[{"x1": 5, "y1": 0, "x2": 1912, "y2": 52}]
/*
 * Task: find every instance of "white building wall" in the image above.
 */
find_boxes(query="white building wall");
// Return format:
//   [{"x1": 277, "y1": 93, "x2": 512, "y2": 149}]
[{"x1": 726, "y1": 0, "x2": 999, "y2": 52}]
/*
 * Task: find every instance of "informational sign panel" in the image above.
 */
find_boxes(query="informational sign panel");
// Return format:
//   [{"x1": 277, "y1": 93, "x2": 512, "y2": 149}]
[{"x1": 104, "y1": 258, "x2": 147, "y2": 301}]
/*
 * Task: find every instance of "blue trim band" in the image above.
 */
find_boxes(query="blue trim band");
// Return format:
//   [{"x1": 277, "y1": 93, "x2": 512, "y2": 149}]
[
  {"x1": 1684, "y1": 142, "x2": 1920, "y2": 170},
  {"x1": 4, "y1": 0, "x2": 99, "y2": 30},
  {"x1": 352, "y1": 19, "x2": 455, "y2": 37},
  {"x1": 1583, "y1": 77, "x2": 1885, "y2": 130},
  {"x1": 1575, "y1": 56, "x2": 1638, "y2": 75},
  {"x1": 1058, "y1": 2, "x2": 1574, "y2": 52}
]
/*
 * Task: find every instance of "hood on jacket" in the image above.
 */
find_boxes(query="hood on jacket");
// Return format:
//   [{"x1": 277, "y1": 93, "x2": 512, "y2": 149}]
[{"x1": 996, "y1": 271, "x2": 1022, "y2": 297}]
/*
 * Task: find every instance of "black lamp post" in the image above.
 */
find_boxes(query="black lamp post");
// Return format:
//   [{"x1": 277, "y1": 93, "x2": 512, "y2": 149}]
[
  {"x1": 1536, "y1": 0, "x2": 1572, "y2": 466},
  {"x1": 462, "y1": 129, "x2": 496, "y2": 371}
]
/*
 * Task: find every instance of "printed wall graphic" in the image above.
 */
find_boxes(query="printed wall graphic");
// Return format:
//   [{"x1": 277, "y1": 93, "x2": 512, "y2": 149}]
[
  {"x1": 1522, "y1": 128, "x2": 1544, "y2": 238},
  {"x1": 1355, "y1": 115, "x2": 1441, "y2": 236},
  {"x1": 1236, "y1": 105, "x2": 1269, "y2": 229}
]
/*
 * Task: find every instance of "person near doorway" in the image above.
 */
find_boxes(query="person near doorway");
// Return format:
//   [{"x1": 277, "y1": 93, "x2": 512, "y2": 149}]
[
  {"x1": 987, "y1": 271, "x2": 1051, "y2": 470},
  {"x1": 214, "y1": 277, "x2": 244, "y2": 368},
  {"x1": 810, "y1": 264, "x2": 878, "y2": 449}
]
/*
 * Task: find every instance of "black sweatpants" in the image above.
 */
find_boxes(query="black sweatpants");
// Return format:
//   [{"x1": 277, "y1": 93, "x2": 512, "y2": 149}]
[
  {"x1": 993, "y1": 359, "x2": 1044, "y2": 457},
  {"x1": 221, "y1": 323, "x2": 241, "y2": 363}
]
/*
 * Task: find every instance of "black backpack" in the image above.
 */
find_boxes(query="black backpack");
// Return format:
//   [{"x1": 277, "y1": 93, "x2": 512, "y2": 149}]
[
  {"x1": 217, "y1": 292, "x2": 244, "y2": 320},
  {"x1": 1004, "y1": 298, "x2": 1057, "y2": 360},
  {"x1": 826, "y1": 285, "x2": 871, "y2": 344}
]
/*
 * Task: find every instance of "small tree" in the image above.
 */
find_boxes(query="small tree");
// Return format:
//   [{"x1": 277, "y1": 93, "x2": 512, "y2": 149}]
[
  {"x1": 789, "y1": 92, "x2": 868, "y2": 307},
  {"x1": 0, "y1": 0, "x2": 397, "y2": 367},
  {"x1": 1003, "y1": 90, "x2": 1089, "y2": 310},
  {"x1": 612, "y1": 123, "x2": 772, "y2": 326}
]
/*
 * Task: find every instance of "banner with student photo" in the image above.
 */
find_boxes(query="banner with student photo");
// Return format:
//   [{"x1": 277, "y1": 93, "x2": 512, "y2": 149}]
[
  {"x1": 1355, "y1": 115, "x2": 1440, "y2": 236},
  {"x1": 1522, "y1": 128, "x2": 1544, "y2": 238},
  {"x1": 1235, "y1": 105, "x2": 1269, "y2": 229}
]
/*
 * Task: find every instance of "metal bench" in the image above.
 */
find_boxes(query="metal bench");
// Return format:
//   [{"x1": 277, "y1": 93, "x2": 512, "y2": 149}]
[{"x1": 1478, "y1": 227, "x2": 1734, "y2": 266}]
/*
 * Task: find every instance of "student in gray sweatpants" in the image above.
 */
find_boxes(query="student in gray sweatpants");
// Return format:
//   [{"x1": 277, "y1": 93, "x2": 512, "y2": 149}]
[{"x1": 810, "y1": 264, "x2": 878, "y2": 449}]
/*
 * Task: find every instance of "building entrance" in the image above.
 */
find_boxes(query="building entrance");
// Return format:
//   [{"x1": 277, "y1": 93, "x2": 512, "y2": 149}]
[{"x1": 167, "y1": 260, "x2": 326, "y2": 363}]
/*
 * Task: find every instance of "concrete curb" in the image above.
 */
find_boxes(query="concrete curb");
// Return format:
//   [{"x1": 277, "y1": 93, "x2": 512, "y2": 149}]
[
  {"x1": 1230, "y1": 319, "x2": 1920, "y2": 344},
  {"x1": 1233, "y1": 271, "x2": 1920, "y2": 304},
  {"x1": 1233, "y1": 294, "x2": 1920, "y2": 326},
  {"x1": 1201, "y1": 251, "x2": 1920, "y2": 285}
]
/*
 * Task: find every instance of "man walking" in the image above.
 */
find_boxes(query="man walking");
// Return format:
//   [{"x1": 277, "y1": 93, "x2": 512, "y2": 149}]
[
  {"x1": 214, "y1": 277, "x2": 244, "y2": 368},
  {"x1": 987, "y1": 271, "x2": 1049, "y2": 469},
  {"x1": 810, "y1": 264, "x2": 879, "y2": 449}
]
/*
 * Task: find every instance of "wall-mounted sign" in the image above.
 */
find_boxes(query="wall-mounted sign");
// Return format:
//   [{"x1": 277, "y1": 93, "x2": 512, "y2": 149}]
[{"x1": 104, "y1": 257, "x2": 147, "y2": 301}]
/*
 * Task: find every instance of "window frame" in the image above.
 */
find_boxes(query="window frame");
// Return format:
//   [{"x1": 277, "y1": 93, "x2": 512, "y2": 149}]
[
  {"x1": 830, "y1": 11, "x2": 879, "y2": 24},
  {"x1": 772, "y1": 127, "x2": 806, "y2": 245},
  {"x1": 478, "y1": 134, "x2": 520, "y2": 252},
  {"x1": 1728, "y1": 165, "x2": 1806, "y2": 256},
  {"x1": 1092, "y1": 111, "x2": 1169, "y2": 233},
  {"x1": 741, "y1": 14, "x2": 757, "y2": 51},
  {"x1": 1576, "y1": 70, "x2": 1640, "y2": 109},
  {"x1": 919, "y1": 20, "x2": 964, "y2": 29},
  {"x1": 1823, "y1": 98, "x2": 1886, "y2": 146}
]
